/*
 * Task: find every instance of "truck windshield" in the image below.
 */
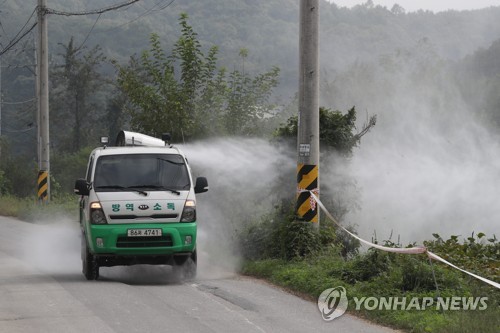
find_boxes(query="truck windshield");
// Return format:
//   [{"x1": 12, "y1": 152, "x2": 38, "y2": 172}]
[{"x1": 93, "y1": 154, "x2": 190, "y2": 192}]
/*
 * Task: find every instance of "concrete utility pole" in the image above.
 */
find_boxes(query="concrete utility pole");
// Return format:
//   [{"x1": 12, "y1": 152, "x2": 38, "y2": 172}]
[
  {"x1": 37, "y1": 0, "x2": 50, "y2": 202},
  {"x1": 0, "y1": 55, "x2": 2, "y2": 138},
  {"x1": 0, "y1": 56, "x2": 2, "y2": 162},
  {"x1": 296, "y1": 0, "x2": 320, "y2": 229}
]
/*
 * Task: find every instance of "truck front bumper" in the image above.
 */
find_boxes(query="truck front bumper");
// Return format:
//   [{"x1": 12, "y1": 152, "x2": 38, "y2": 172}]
[{"x1": 85, "y1": 222, "x2": 197, "y2": 257}]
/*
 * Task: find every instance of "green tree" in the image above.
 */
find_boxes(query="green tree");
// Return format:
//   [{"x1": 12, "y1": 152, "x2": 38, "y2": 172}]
[
  {"x1": 225, "y1": 63, "x2": 280, "y2": 136},
  {"x1": 114, "y1": 13, "x2": 280, "y2": 140},
  {"x1": 102, "y1": 90, "x2": 130, "y2": 143},
  {"x1": 50, "y1": 38, "x2": 107, "y2": 152},
  {"x1": 275, "y1": 106, "x2": 376, "y2": 156},
  {"x1": 115, "y1": 28, "x2": 219, "y2": 140},
  {"x1": 0, "y1": 139, "x2": 37, "y2": 197}
]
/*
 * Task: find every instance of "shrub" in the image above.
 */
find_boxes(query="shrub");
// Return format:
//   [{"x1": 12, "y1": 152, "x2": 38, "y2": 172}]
[{"x1": 239, "y1": 203, "x2": 340, "y2": 260}]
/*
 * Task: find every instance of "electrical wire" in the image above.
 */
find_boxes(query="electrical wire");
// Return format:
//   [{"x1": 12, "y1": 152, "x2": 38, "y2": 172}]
[
  {"x1": 0, "y1": 0, "x2": 174, "y2": 55},
  {"x1": 75, "y1": 13, "x2": 102, "y2": 51},
  {"x1": 0, "y1": 0, "x2": 141, "y2": 56},
  {"x1": 97, "y1": 0, "x2": 175, "y2": 33},
  {"x1": 4, "y1": 124, "x2": 35, "y2": 133},
  {"x1": 0, "y1": 22, "x2": 37, "y2": 56},
  {"x1": 3, "y1": 105, "x2": 35, "y2": 121},
  {"x1": 0, "y1": 21, "x2": 10, "y2": 40},
  {"x1": 46, "y1": 0, "x2": 140, "y2": 16},
  {"x1": 0, "y1": 7, "x2": 38, "y2": 56},
  {"x1": 6, "y1": 8, "x2": 37, "y2": 46},
  {"x1": 2, "y1": 103, "x2": 36, "y2": 133},
  {"x1": 2, "y1": 98, "x2": 35, "y2": 105},
  {"x1": 136, "y1": 0, "x2": 175, "y2": 15},
  {"x1": 157, "y1": 0, "x2": 176, "y2": 10}
]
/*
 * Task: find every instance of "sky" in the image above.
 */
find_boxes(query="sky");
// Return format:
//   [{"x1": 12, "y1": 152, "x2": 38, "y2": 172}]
[{"x1": 329, "y1": 0, "x2": 500, "y2": 13}]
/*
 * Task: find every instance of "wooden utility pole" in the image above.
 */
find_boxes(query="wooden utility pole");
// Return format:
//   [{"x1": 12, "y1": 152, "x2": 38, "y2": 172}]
[
  {"x1": 296, "y1": 0, "x2": 320, "y2": 229},
  {"x1": 37, "y1": 0, "x2": 50, "y2": 202}
]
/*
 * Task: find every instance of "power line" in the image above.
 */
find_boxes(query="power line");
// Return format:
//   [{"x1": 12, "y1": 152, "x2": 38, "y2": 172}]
[
  {"x1": 0, "y1": 8, "x2": 38, "y2": 56},
  {"x1": 76, "y1": 13, "x2": 102, "y2": 51},
  {"x1": 4, "y1": 124, "x2": 35, "y2": 133},
  {"x1": 97, "y1": 0, "x2": 175, "y2": 33},
  {"x1": 46, "y1": 0, "x2": 140, "y2": 16},
  {"x1": 0, "y1": 1, "x2": 142, "y2": 56},
  {"x1": 157, "y1": 0, "x2": 176, "y2": 10},
  {"x1": 0, "y1": 21, "x2": 10, "y2": 40},
  {"x1": 3, "y1": 103, "x2": 35, "y2": 117},
  {"x1": 137, "y1": 0, "x2": 175, "y2": 14},
  {"x1": 7, "y1": 8, "x2": 37, "y2": 45},
  {"x1": 0, "y1": 22, "x2": 37, "y2": 56},
  {"x1": 0, "y1": 0, "x2": 175, "y2": 55},
  {"x1": 47, "y1": 0, "x2": 152, "y2": 50},
  {"x1": 3, "y1": 98, "x2": 36, "y2": 105}
]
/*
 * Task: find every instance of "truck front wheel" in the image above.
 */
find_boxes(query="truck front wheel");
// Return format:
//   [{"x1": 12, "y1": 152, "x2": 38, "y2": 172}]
[
  {"x1": 81, "y1": 234, "x2": 99, "y2": 280},
  {"x1": 173, "y1": 251, "x2": 197, "y2": 281}
]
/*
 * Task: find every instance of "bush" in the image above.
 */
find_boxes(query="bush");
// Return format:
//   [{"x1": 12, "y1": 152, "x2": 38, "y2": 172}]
[
  {"x1": 424, "y1": 233, "x2": 499, "y2": 282},
  {"x1": 51, "y1": 147, "x2": 92, "y2": 195},
  {"x1": 0, "y1": 155, "x2": 38, "y2": 197},
  {"x1": 239, "y1": 203, "x2": 340, "y2": 260},
  {"x1": 341, "y1": 250, "x2": 392, "y2": 283},
  {"x1": 0, "y1": 169, "x2": 10, "y2": 195}
]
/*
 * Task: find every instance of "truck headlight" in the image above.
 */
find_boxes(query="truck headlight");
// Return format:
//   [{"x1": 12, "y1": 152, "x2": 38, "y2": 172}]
[
  {"x1": 180, "y1": 200, "x2": 196, "y2": 222},
  {"x1": 90, "y1": 202, "x2": 108, "y2": 224}
]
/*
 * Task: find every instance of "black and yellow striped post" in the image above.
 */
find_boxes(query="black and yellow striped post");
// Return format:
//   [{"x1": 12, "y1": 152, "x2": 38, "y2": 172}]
[
  {"x1": 297, "y1": 0, "x2": 319, "y2": 227},
  {"x1": 296, "y1": 164, "x2": 319, "y2": 223},
  {"x1": 37, "y1": 170, "x2": 48, "y2": 203}
]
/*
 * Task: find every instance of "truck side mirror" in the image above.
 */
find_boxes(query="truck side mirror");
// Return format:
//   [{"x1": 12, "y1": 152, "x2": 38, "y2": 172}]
[
  {"x1": 74, "y1": 178, "x2": 90, "y2": 196},
  {"x1": 194, "y1": 177, "x2": 209, "y2": 194}
]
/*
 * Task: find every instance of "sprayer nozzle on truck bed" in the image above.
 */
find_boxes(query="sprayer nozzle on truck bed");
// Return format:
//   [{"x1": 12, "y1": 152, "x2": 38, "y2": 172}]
[{"x1": 74, "y1": 130, "x2": 208, "y2": 281}]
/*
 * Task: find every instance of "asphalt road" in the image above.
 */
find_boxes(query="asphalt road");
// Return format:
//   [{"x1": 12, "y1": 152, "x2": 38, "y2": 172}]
[{"x1": 0, "y1": 216, "x2": 400, "y2": 333}]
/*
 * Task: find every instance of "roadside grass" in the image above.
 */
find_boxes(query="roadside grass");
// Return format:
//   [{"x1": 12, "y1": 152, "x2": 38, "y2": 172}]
[
  {"x1": 241, "y1": 247, "x2": 500, "y2": 333},
  {"x1": 0, "y1": 195, "x2": 78, "y2": 222},
  {"x1": 0, "y1": 195, "x2": 24, "y2": 216}
]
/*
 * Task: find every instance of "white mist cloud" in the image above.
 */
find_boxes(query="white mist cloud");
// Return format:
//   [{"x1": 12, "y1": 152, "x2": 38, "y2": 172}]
[
  {"x1": 349, "y1": 127, "x2": 500, "y2": 243},
  {"x1": 22, "y1": 220, "x2": 81, "y2": 275},
  {"x1": 182, "y1": 138, "x2": 295, "y2": 276},
  {"x1": 327, "y1": 49, "x2": 500, "y2": 244}
]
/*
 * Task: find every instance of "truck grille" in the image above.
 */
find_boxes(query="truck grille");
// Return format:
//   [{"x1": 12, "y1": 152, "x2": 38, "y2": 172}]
[
  {"x1": 116, "y1": 235, "x2": 173, "y2": 248},
  {"x1": 109, "y1": 214, "x2": 178, "y2": 220}
]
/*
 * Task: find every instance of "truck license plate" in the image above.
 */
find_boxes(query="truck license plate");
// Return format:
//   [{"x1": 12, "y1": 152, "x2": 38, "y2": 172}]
[{"x1": 127, "y1": 229, "x2": 162, "y2": 237}]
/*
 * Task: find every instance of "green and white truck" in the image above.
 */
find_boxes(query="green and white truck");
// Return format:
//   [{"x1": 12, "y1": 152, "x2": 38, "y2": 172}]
[{"x1": 74, "y1": 130, "x2": 208, "y2": 280}]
